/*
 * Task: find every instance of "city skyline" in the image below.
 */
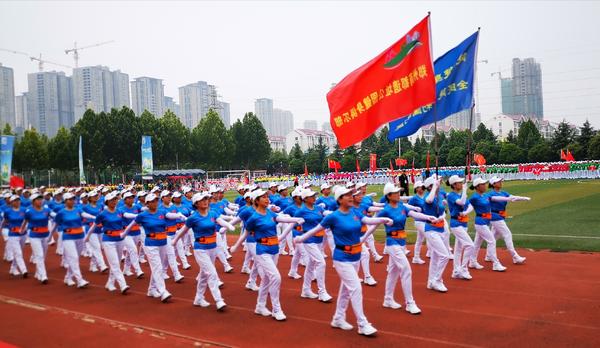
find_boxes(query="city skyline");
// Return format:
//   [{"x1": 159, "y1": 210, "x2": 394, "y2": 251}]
[{"x1": 0, "y1": 1, "x2": 599, "y2": 131}]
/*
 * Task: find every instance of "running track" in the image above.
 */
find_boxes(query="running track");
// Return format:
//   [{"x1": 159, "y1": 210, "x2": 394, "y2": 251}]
[{"x1": 1, "y1": 238, "x2": 599, "y2": 347}]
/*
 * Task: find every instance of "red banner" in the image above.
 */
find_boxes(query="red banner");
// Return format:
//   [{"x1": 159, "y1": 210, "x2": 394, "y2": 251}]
[
  {"x1": 327, "y1": 15, "x2": 435, "y2": 148},
  {"x1": 355, "y1": 158, "x2": 361, "y2": 172},
  {"x1": 10, "y1": 176, "x2": 24, "y2": 189},
  {"x1": 369, "y1": 154, "x2": 377, "y2": 173},
  {"x1": 396, "y1": 158, "x2": 408, "y2": 166}
]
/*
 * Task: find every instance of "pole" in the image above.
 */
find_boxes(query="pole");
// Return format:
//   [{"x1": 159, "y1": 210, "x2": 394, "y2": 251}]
[
  {"x1": 466, "y1": 104, "x2": 475, "y2": 180},
  {"x1": 398, "y1": 138, "x2": 402, "y2": 158}
]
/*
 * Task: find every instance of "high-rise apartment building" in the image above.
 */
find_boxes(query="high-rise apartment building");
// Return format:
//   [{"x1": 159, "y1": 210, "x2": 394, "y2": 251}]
[
  {"x1": 131, "y1": 76, "x2": 164, "y2": 116},
  {"x1": 303, "y1": 120, "x2": 318, "y2": 130},
  {"x1": 72, "y1": 66, "x2": 130, "y2": 121},
  {"x1": 501, "y1": 58, "x2": 543, "y2": 119},
  {"x1": 0, "y1": 64, "x2": 16, "y2": 129},
  {"x1": 27, "y1": 71, "x2": 73, "y2": 137}
]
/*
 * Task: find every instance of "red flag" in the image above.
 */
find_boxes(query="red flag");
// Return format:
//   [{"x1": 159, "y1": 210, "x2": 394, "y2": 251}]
[
  {"x1": 304, "y1": 162, "x2": 308, "y2": 176},
  {"x1": 566, "y1": 150, "x2": 575, "y2": 162},
  {"x1": 410, "y1": 158, "x2": 415, "y2": 183},
  {"x1": 356, "y1": 158, "x2": 361, "y2": 172},
  {"x1": 474, "y1": 153, "x2": 486, "y2": 166},
  {"x1": 9, "y1": 176, "x2": 24, "y2": 189},
  {"x1": 369, "y1": 154, "x2": 377, "y2": 172},
  {"x1": 560, "y1": 149, "x2": 567, "y2": 161},
  {"x1": 425, "y1": 151, "x2": 430, "y2": 170},
  {"x1": 327, "y1": 15, "x2": 436, "y2": 148},
  {"x1": 396, "y1": 158, "x2": 408, "y2": 167}
]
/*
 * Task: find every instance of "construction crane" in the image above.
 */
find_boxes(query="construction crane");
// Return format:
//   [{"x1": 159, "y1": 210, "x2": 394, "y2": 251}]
[
  {"x1": 65, "y1": 40, "x2": 114, "y2": 68},
  {"x1": 0, "y1": 48, "x2": 72, "y2": 71}
]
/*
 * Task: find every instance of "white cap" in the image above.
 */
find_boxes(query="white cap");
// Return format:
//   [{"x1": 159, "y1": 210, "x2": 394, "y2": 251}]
[
  {"x1": 54, "y1": 188, "x2": 64, "y2": 194},
  {"x1": 355, "y1": 182, "x2": 367, "y2": 189},
  {"x1": 345, "y1": 182, "x2": 355, "y2": 188},
  {"x1": 334, "y1": 187, "x2": 352, "y2": 201},
  {"x1": 160, "y1": 190, "x2": 171, "y2": 198},
  {"x1": 290, "y1": 188, "x2": 303, "y2": 198},
  {"x1": 268, "y1": 182, "x2": 278, "y2": 188},
  {"x1": 277, "y1": 184, "x2": 288, "y2": 192},
  {"x1": 172, "y1": 192, "x2": 182, "y2": 198},
  {"x1": 248, "y1": 184, "x2": 258, "y2": 191},
  {"x1": 414, "y1": 181, "x2": 425, "y2": 188},
  {"x1": 301, "y1": 189, "x2": 317, "y2": 200},
  {"x1": 39, "y1": 186, "x2": 46, "y2": 190},
  {"x1": 145, "y1": 193, "x2": 158, "y2": 203},
  {"x1": 320, "y1": 183, "x2": 331, "y2": 191},
  {"x1": 472, "y1": 177, "x2": 488, "y2": 187},
  {"x1": 192, "y1": 191, "x2": 211, "y2": 204},
  {"x1": 237, "y1": 184, "x2": 246, "y2": 191},
  {"x1": 88, "y1": 190, "x2": 99, "y2": 197},
  {"x1": 448, "y1": 175, "x2": 465, "y2": 185},
  {"x1": 123, "y1": 192, "x2": 135, "y2": 199},
  {"x1": 182, "y1": 186, "x2": 193, "y2": 194},
  {"x1": 252, "y1": 189, "x2": 267, "y2": 201},
  {"x1": 137, "y1": 191, "x2": 147, "y2": 197},
  {"x1": 9, "y1": 194, "x2": 21, "y2": 202},
  {"x1": 80, "y1": 192, "x2": 88, "y2": 199},
  {"x1": 209, "y1": 185, "x2": 219, "y2": 194},
  {"x1": 104, "y1": 191, "x2": 118, "y2": 202},
  {"x1": 383, "y1": 183, "x2": 401, "y2": 196},
  {"x1": 489, "y1": 176, "x2": 503, "y2": 185},
  {"x1": 423, "y1": 176, "x2": 436, "y2": 188},
  {"x1": 301, "y1": 183, "x2": 311, "y2": 189},
  {"x1": 3, "y1": 192, "x2": 11, "y2": 199},
  {"x1": 101, "y1": 187, "x2": 110, "y2": 193},
  {"x1": 243, "y1": 191, "x2": 253, "y2": 199},
  {"x1": 63, "y1": 192, "x2": 75, "y2": 200},
  {"x1": 150, "y1": 186, "x2": 160, "y2": 193},
  {"x1": 30, "y1": 193, "x2": 43, "y2": 201}
]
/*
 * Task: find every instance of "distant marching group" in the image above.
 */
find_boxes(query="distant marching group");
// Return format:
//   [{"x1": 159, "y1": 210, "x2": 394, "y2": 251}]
[{"x1": 1, "y1": 176, "x2": 530, "y2": 336}]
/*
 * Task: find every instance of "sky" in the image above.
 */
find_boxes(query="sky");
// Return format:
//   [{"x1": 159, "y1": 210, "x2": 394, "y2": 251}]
[{"x1": 1, "y1": 0, "x2": 600, "y2": 129}]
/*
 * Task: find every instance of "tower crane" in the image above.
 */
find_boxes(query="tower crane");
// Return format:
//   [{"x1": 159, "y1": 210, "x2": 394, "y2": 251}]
[
  {"x1": 65, "y1": 40, "x2": 114, "y2": 68},
  {"x1": 0, "y1": 48, "x2": 72, "y2": 71}
]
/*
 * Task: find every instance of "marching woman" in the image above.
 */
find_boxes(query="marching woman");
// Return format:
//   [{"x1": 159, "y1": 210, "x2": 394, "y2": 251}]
[
  {"x1": 233, "y1": 189, "x2": 303, "y2": 321},
  {"x1": 374, "y1": 183, "x2": 438, "y2": 314},
  {"x1": 283, "y1": 187, "x2": 306, "y2": 279},
  {"x1": 208, "y1": 191, "x2": 235, "y2": 273},
  {"x1": 87, "y1": 191, "x2": 130, "y2": 294},
  {"x1": 487, "y1": 176, "x2": 531, "y2": 264},
  {"x1": 423, "y1": 176, "x2": 452, "y2": 292},
  {"x1": 159, "y1": 190, "x2": 186, "y2": 282},
  {"x1": 408, "y1": 181, "x2": 428, "y2": 265},
  {"x1": 3, "y1": 195, "x2": 28, "y2": 277},
  {"x1": 468, "y1": 177, "x2": 513, "y2": 272},
  {"x1": 315, "y1": 183, "x2": 336, "y2": 255},
  {"x1": 54, "y1": 193, "x2": 91, "y2": 288},
  {"x1": 172, "y1": 191, "x2": 234, "y2": 310},
  {"x1": 82, "y1": 191, "x2": 108, "y2": 273},
  {"x1": 351, "y1": 189, "x2": 379, "y2": 286},
  {"x1": 293, "y1": 186, "x2": 392, "y2": 336},
  {"x1": 21, "y1": 193, "x2": 52, "y2": 283},
  {"x1": 446, "y1": 175, "x2": 475, "y2": 280},
  {"x1": 171, "y1": 191, "x2": 192, "y2": 270},
  {"x1": 292, "y1": 188, "x2": 333, "y2": 302},
  {"x1": 120, "y1": 192, "x2": 144, "y2": 278},
  {"x1": 231, "y1": 190, "x2": 261, "y2": 292}
]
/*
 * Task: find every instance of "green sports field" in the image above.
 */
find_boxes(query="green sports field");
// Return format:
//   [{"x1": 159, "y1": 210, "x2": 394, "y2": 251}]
[{"x1": 225, "y1": 180, "x2": 600, "y2": 252}]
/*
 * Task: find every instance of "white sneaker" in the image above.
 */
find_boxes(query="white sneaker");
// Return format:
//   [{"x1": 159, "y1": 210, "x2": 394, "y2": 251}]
[
  {"x1": 469, "y1": 261, "x2": 484, "y2": 270},
  {"x1": 147, "y1": 289, "x2": 160, "y2": 298},
  {"x1": 451, "y1": 270, "x2": 462, "y2": 279},
  {"x1": 318, "y1": 292, "x2": 333, "y2": 303},
  {"x1": 121, "y1": 285, "x2": 131, "y2": 295},
  {"x1": 217, "y1": 280, "x2": 224, "y2": 288},
  {"x1": 412, "y1": 257, "x2": 425, "y2": 265},
  {"x1": 374, "y1": 255, "x2": 384, "y2": 263},
  {"x1": 160, "y1": 291, "x2": 172, "y2": 303},
  {"x1": 281, "y1": 250, "x2": 289, "y2": 256},
  {"x1": 404, "y1": 249, "x2": 411, "y2": 256},
  {"x1": 241, "y1": 266, "x2": 251, "y2": 274},
  {"x1": 288, "y1": 272, "x2": 302, "y2": 279},
  {"x1": 513, "y1": 255, "x2": 526, "y2": 264},
  {"x1": 492, "y1": 262, "x2": 507, "y2": 272},
  {"x1": 163, "y1": 274, "x2": 170, "y2": 280},
  {"x1": 331, "y1": 318, "x2": 353, "y2": 330},
  {"x1": 484, "y1": 255, "x2": 493, "y2": 262},
  {"x1": 124, "y1": 271, "x2": 134, "y2": 277},
  {"x1": 254, "y1": 306, "x2": 272, "y2": 317},
  {"x1": 174, "y1": 275, "x2": 185, "y2": 283},
  {"x1": 447, "y1": 254, "x2": 454, "y2": 260},
  {"x1": 382, "y1": 299, "x2": 402, "y2": 309},
  {"x1": 461, "y1": 270, "x2": 473, "y2": 280},
  {"x1": 216, "y1": 300, "x2": 227, "y2": 311},
  {"x1": 105, "y1": 284, "x2": 116, "y2": 291},
  {"x1": 183, "y1": 264, "x2": 192, "y2": 270},
  {"x1": 136, "y1": 272, "x2": 145, "y2": 279},
  {"x1": 405, "y1": 302, "x2": 422, "y2": 314},
  {"x1": 77, "y1": 280, "x2": 89, "y2": 289},
  {"x1": 358, "y1": 323, "x2": 378, "y2": 336},
  {"x1": 272, "y1": 310, "x2": 287, "y2": 321},
  {"x1": 245, "y1": 281, "x2": 259, "y2": 291},
  {"x1": 428, "y1": 280, "x2": 448, "y2": 292},
  {"x1": 364, "y1": 276, "x2": 377, "y2": 286},
  {"x1": 301, "y1": 291, "x2": 318, "y2": 299},
  {"x1": 193, "y1": 298, "x2": 210, "y2": 307},
  {"x1": 224, "y1": 265, "x2": 234, "y2": 273}
]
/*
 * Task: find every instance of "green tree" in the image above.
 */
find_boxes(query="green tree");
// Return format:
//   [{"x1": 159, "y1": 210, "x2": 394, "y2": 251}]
[
  {"x1": 517, "y1": 120, "x2": 543, "y2": 152},
  {"x1": 474, "y1": 140, "x2": 499, "y2": 164},
  {"x1": 13, "y1": 128, "x2": 48, "y2": 171},
  {"x1": 528, "y1": 141, "x2": 553, "y2": 162},
  {"x1": 2, "y1": 123, "x2": 14, "y2": 135},
  {"x1": 506, "y1": 130, "x2": 517, "y2": 144},
  {"x1": 229, "y1": 119, "x2": 245, "y2": 166},
  {"x1": 341, "y1": 145, "x2": 358, "y2": 172},
  {"x1": 105, "y1": 107, "x2": 141, "y2": 170},
  {"x1": 498, "y1": 142, "x2": 525, "y2": 164},
  {"x1": 305, "y1": 136, "x2": 328, "y2": 173},
  {"x1": 266, "y1": 151, "x2": 288, "y2": 174},
  {"x1": 446, "y1": 147, "x2": 467, "y2": 166},
  {"x1": 577, "y1": 120, "x2": 595, "y2": 159},
  {"x1": 551, "y1": 121, "x2": 576, "y2": 153},
  {"x1": 288, "y1": 143, "x2": 304, "y2": 174},
  {"x1": 588, "y1": 133, "x2": 600, "y2": 160},
  {"x1": 71, "y1": 109, "x2": 107, "y2": 178},
  {"x1": 48, "y1": 127, "x2": 76, "y2": 170},
  {"x1": 240, "y1": 112, "x2": 271, "y2": 170},
  {"x1": 157, "y1": 110, "x2": 191, "y2": 168},
  {"x1": 472, "y1": 123, "x2": 496, "y2": 145},
  {"x1": 191, "y1": 109, "x2": 235, "y2": 170}
]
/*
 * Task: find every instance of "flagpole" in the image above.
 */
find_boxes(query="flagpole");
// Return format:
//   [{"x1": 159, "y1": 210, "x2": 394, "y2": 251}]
[{"x1": 467, "y1": 27, "x2": 481, "y2": 181}]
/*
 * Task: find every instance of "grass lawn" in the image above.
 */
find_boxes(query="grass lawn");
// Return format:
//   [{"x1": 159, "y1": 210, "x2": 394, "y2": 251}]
[{"x1": 224, "y1": 179, "x2": 600, "y2": 252}]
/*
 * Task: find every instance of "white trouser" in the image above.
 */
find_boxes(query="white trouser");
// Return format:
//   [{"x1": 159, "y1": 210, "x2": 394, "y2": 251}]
[
  {"x1": 365, "y1": 234, "x2": 381, "y2": 258},
  {"x1": 246, "y1": 242, "x2": 260, "y2": 285},
  {"x1": 1, "y1": 228, "x2": 7, "y2": 242},
  {"x1": 359, "y1": 243, "x2": 371, "y2": 278},
  {"x1": 123, "y1": 235, "x2": 143, "y2": 275},
  {"x1": 2, "y1": 228, "x2": 11, "y2": 261},
  {"x1": 255, "y1": 253, "x2": 281, "y2": 312},
  {"x1": 302, "y1": 243, "x2": 327, "y2": 295},
  {"x1": 193, "y1": 248, "x2": 223, "y2": 303},
  {"x1": 29, "y1": 237, "x2": 48, "y2": 280},
  {"x1": 62, "y1": 238, "x2": 85, "y2": 284},
  {"x1": 56, "y1": 231, "x2": 64, "y2": 255},
  {"x1": 443, "y1": 220, "x2": 452, "y2": 252},
  {"x1": 277, "y1": 223, "x2": 294, "y2": 253},
  {"x1": 333, "y1": 260, "x2": 368, "y2": 327},
  {"x1": 164, "y1": 235, "x2": 183, "y2": 278},
  {"x1": 88, "y1": 233, "x2": 107, "y2": 271},
  {"x1": 289, "y1": 241, "x2": 306, "y2": 274},
  {"x1": 103, "y1": 241, "x2": 128, "y2": 290},
  {"x1": 424, "y1": 231, "x2": 450, "y2": 283},
  {"x1": 214, "y1": 233, "x2": 231, "y2": 270},
  {"x1": 7, "y1": 235, "x2": 27, "y2": 274},
  {"x1": 413, "y1": 222, "x2": 427, "y2": 258},
  {"x1": 450, "y1": 226, "x2": 474, "y2": 272},
  {"x1": 144, "y1": 245, "x2": 168, "y2": 296},
  {"x1": 385, "y1": 244, "x2": 415, "y2": 304},
  {"x1": 490, "y1": 220, "x2": 519, "y2": 257},
  {"x1": 174, "y1": 234, "x2": 190, "y2": 268},
  {"x1": 472, "y1": 224, "x2": 499, "y2": 263},
  {"x1": 324, "y1": 229, "x2": 335, "y2": 254}
]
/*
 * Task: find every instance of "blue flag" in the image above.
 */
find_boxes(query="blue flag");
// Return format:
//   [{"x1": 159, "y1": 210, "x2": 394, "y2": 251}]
[
  {"x1": 0, "y1": 135, "x2": 15, "y2": 186},
  {"x1": 141, "y1": 136, "x2": 153, "y2": 176},
  {"x1": 388, "y1": 31, "x2": 478, "y2": 141}
]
